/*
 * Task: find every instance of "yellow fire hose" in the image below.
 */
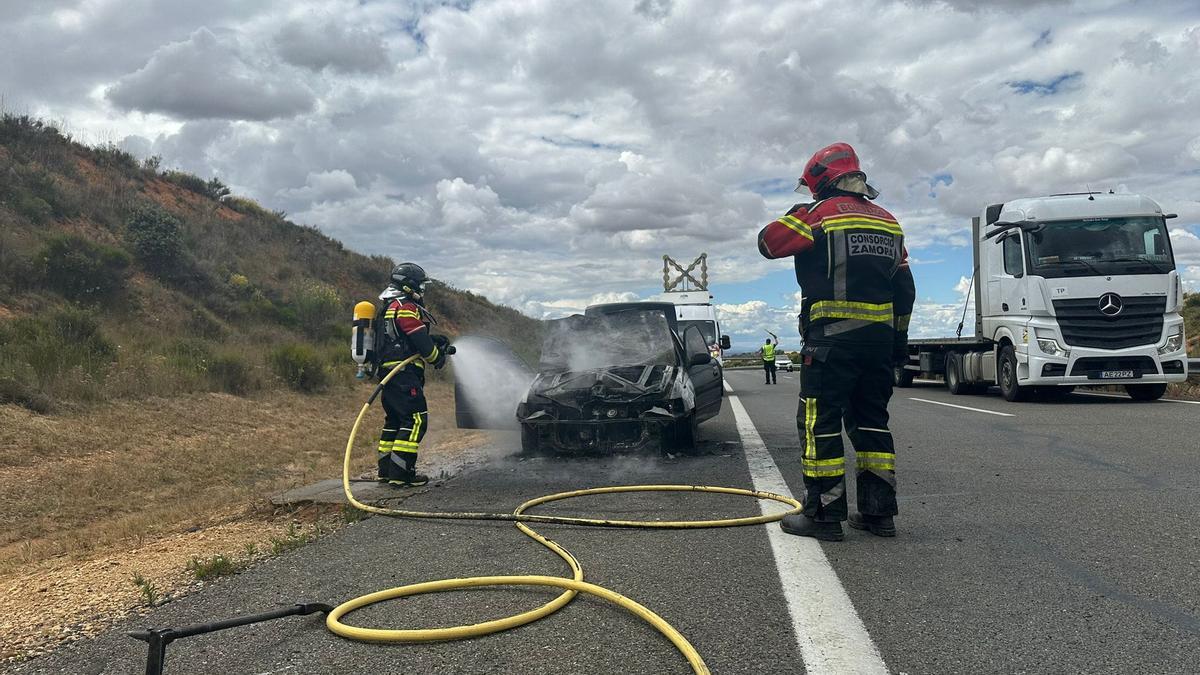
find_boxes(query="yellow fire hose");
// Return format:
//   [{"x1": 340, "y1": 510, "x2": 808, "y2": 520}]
[{"x1": 328, "y1": 356, "x2": 804, "y2": 674}]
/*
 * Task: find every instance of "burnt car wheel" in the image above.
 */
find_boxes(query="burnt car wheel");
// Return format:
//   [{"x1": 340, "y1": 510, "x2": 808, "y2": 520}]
[
  {"x1": 520, "y1": 424, "x2": 541, "y2": 454},
  {"x1": 666, "y1": 413, "x2": 699, "y2": 454}
]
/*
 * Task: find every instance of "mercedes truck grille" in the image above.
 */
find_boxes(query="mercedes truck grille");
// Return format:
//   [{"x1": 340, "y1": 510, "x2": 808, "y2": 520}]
[{"x1": 1052, "y1": 295, "x2": 1166, "y2": 349}]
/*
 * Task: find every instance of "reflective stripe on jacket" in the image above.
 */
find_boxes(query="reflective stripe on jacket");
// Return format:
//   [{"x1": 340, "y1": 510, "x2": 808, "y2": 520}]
[{"x1": 758, "y1": 195, "x2": 916, "y2": 344}]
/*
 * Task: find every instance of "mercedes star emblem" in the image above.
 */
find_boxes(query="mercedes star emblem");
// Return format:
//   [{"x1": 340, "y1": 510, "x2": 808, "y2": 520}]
[{"x1": 1098, "y1": 292, "x2": 1123, "y2": 316}]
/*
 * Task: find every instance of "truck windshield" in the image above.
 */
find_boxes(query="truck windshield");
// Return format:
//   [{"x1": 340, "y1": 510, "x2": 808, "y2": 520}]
[
  {"x1": 677, "y1": 320, "x2": 717, "y2": 345},
  {"x1": 1026, "y1": 216, "x2": 1175, "y2": 277}
]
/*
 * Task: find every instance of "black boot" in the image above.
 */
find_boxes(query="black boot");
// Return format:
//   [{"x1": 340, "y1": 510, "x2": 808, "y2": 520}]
[
  {"x1": 848, "y1": 512, "x2": 896, "y2": 537},
  {"x1": 780, "y1": 514, "x2": 844, "y2": 541},
  {"x1": 386, "y1": 470, "x2": 429, "y2": 488},
  {"x1": 386, "y1": 454, "x2": 429, "y2": 487}
]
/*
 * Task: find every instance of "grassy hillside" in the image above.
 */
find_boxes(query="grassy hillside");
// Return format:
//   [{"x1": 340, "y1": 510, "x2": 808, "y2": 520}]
[{"x1": 0, "y1": 113, "x2": 540, "y2": 413}]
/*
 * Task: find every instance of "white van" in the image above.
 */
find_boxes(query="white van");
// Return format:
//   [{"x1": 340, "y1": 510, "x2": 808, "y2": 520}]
[{"x1": 654, "y1": 291, "x2": 730, "y2": 365}]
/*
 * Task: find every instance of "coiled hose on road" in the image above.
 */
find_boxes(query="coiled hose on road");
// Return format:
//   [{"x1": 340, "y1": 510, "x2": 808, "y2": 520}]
[{"x1": 329, "y1": 356, "x2": 804, "y2": 674}]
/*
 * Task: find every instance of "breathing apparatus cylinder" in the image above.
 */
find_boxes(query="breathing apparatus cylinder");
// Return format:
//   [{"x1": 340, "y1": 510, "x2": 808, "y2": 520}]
[{"x1": 351, "y1": 301, "x2": 376, "y2": 379}]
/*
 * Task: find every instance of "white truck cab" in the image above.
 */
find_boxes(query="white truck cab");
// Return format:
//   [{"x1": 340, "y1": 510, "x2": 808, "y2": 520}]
[
  {"x1": 903, "y1": 193, "x2": 1188, "y2": 402},
  {"x1": 653, "y1": 290, "x2": 731, "y2": 365}
]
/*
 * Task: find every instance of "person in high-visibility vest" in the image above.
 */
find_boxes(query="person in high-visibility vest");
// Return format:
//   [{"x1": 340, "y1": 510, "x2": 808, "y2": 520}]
[
  {"x1": 758, "y1": 142, "x2": 916, "y2": 541},
  {"x1": 761, "y1": 338, "x2": 778, "y2": 384}
]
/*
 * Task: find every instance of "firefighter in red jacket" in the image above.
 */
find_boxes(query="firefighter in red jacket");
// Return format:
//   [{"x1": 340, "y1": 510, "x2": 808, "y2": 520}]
[
  {"x1": 758, "y1": 143, "x2": 916, "y2": 540},
  {"x1": 375, "y1": 263, "x2": 449, "y2": 487}
]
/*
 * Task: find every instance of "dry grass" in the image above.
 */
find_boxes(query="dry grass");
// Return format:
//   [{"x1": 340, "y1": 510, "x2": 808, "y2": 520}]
[
  {"x1": 0, "y1": 380, "x2": 474, "y2": 574},
  {"x1": 0, "y1": 380, "x2": 490, "y2": 662}
]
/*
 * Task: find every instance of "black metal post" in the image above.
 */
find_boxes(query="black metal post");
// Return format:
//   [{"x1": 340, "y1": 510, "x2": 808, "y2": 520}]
[{"x1": 128, "y1": 603, "x2": 333, "y2": 675}]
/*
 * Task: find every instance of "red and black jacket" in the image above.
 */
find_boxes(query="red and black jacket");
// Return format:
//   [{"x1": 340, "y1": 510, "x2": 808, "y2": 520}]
[
  {"x1": 379, "y1": 299, "x2": 441, "y2": 380},
  {"x1": 758, "y1": 195, "x2": 916, "y2": 345}
]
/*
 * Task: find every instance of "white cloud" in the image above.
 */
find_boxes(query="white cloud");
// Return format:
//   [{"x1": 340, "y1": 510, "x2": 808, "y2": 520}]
[
  {"x1": 5, "y1": 0, "x2": 1200, "y2": 320},
  {"x1": 274, "y1": 18, "x2": 394, "y2": 73},
  {"x1": 107, "y1": 27, "x2": 315, "y2": 120}
]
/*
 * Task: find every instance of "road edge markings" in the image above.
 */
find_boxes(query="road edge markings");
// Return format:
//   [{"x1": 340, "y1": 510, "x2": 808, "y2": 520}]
[
  {"x1": 907, "y1": 397, "x2": 1015, "y2": 417},
  {"x1": 728, "y1": 395, "x2": 889, "y2": 675},
  {"x1": 1073, "y1": 390, "x2": 1200, "y2": 405},
  {"x1": 723, "y1": 379, "x2": 734, "y2": 393}
]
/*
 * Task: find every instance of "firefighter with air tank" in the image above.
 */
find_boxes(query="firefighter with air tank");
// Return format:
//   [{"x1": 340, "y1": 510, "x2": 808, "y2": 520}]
[
  {"x1": 351, "y1": 263, "x2": 453, "y2": 487},
  {"x1": 758, "y1": 142, "x2": 917, "y2": 541}
]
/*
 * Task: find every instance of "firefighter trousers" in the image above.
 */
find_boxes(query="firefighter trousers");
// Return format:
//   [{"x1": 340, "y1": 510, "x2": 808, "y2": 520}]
[
  {"x1": 378, "y1": 379, "x2": 428, "y2": 480},
  {"x1": 797, "y1": 341, "x2": 897, "y2": 522}
]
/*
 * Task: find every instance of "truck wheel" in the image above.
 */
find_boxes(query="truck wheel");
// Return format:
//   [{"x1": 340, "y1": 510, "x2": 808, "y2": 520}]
[
  {"x1": 893, "y1": 366, "x2": 915, "y2": 388},
  {"x1": 1125, "y1": 383, "x2": 1167, "y2": 401},
  {"x1": 945, "y1": 353, "x2": 966, "y2": 395},
  {"x1": 998, "y1": 345, "x2": 1028, "y2": 402}
]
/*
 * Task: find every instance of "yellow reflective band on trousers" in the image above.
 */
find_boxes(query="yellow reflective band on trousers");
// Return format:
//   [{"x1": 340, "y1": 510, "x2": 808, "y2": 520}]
[
  {"x1": 804, "y1": 398, "x2": 817, "y2": 459},
  {"x1": 409, "y1": 412, "x2": 424, "y2": 443},
  {"x1": 377, "y1": 440, "x2": 394, "y2": 453},
  {"x1": 392, "y1": 440, "x2": 419, "y2": 453},
  {"x1": 778, "y1": 214, "x2": 814, "y2": 240},
  {"x1": 809, "y1": 300, "x2": 894, "y2": 323},
  {"x1": 802, "y1": 456, "x2": 845, "y2": 478},
  {"x1": 856, "y1": 451, "x2": 895, "y2": 471}
]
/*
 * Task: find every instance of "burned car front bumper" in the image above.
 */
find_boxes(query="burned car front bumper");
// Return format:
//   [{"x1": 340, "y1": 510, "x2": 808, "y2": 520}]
[{"x1": 516, "y1": 365, "x2": 695, "y2": 454}]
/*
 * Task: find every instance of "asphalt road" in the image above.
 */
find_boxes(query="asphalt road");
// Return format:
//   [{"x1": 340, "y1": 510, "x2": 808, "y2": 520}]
[{"x1": 12, "y1": 370, "x2": 1200, "y2": 674}]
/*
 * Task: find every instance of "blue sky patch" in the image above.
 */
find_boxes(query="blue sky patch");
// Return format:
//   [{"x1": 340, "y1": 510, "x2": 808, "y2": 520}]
[
  {"x1": 1008, "y1": 71, "x2": 1083, "y2": 96},
  {"x1": 928, "y1": 172, "x2": 953, "y2": 198},
  {"x1": 741, "y1": 177, "x2": 796, "y2": 196}
]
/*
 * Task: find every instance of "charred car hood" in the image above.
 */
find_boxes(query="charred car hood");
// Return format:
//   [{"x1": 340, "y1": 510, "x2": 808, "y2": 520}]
[{"x1": 531, "y1": 365, "x2": 675, "y2": 409}]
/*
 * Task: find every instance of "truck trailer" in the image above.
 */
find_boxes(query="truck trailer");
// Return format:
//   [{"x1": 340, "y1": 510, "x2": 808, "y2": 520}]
[{"x1": 899, "y1": 192, "x2": 1189, "y2": 402}]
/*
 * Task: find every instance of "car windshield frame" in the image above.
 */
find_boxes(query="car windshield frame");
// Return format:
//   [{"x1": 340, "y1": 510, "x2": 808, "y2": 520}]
[
  {"x1": 538, "y1": 312, "x2": 677, "y2": 372},
  {"x1": 1024, "y1": 216, "x2": 1176, "y2": 278}
]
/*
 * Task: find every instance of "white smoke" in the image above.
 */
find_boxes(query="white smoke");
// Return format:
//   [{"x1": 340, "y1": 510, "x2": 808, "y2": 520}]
[{"x1": 449, "y1": 335, "x2": 535, "y2": 430}]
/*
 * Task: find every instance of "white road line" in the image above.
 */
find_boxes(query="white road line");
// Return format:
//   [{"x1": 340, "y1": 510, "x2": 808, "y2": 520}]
[
  {"x1": 908, "y1": 397, "x2": 1015, "y2": 417},
  {"x1": 729, "y1": 395, "x2": 888, "y2": 674},
  {"x1": 722, "y1": 379, "x2": 734, "y2": 393},
  {"x1": 1073, "y1": 390, "x2": 1200, "y2": 405}
]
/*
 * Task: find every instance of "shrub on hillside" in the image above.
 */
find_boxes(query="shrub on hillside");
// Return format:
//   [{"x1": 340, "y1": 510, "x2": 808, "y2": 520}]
[
  {"x1": 0, "y1": 306, "x2": 116, "y2": 388},
  {"x1": 269, "y1": 343, "x2": 329, "y2": 393},
  {"x1": 126, "y1": 204, "x2": 184, "y2": 275},
  {"x1": 36, "y1": 234, "x2": 131, "y2": 302},
  {"x1": 10, "y1": 190, "x2": 54, "y2": 224},
  {"x1": 187, "y1": 305, "x2": 227, "y2": 340},
  {"x1": 165, "y1": 338, "x2": 214, "y2": 374},
  {"x1": 207, "y1": 352, "x2": 259, "y2": 395},
  {"x1": 162, "y1": 170, "x2": 210, "y2": 196},
  {"x1": 0, "y1": 233, "x2": 35, "y2": 297},
  {"x1": 0, "y1": 377, "x2": 54, "y2": 414},
  {"x1": 224, "y1": 197, "x2": 270, "y2": 219},
  {"x1": 292, "y1": 281, "x2": 341, "y2": 339},
  {"x1": 92, "y1": 142, "x2": 140, "y2": 174}
]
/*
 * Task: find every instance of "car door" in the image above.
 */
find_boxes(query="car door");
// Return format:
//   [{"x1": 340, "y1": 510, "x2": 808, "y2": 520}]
[
  {"x1": 682, "y1": 325, "x2": 723, "y2": 420},
  {"x1": 452, "y1": 336, "x2": 535, "y2": 430}
]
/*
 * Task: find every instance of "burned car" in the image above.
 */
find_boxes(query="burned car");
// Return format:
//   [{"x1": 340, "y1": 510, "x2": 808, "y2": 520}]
[{"x1": 454, "y1": 305, "x2": 723, "y2": 454}]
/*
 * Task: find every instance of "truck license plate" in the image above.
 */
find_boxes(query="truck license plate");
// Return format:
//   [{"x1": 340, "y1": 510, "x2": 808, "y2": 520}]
[{"x1": 1098, "y1": 369, "x2": 1135, "y2": 379}]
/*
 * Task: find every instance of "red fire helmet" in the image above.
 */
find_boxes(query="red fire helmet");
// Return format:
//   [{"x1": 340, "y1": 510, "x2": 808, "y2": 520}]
[{"x1": 796, "y1": 142, "x2": 865, "y2": 197}]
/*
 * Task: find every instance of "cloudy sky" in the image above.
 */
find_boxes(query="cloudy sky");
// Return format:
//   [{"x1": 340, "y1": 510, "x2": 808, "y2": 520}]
[{"x1": 3, "y1": 0, "x2": 1199, "y2": 350}]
